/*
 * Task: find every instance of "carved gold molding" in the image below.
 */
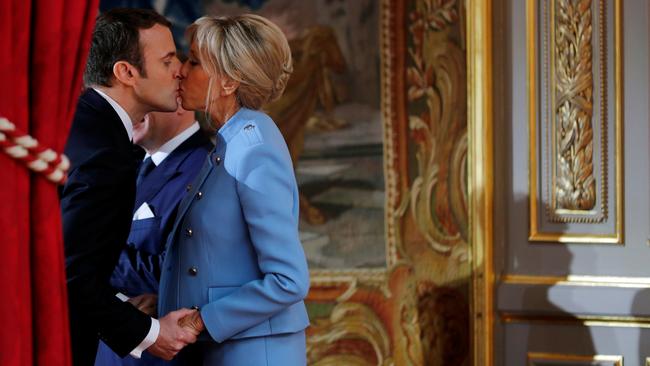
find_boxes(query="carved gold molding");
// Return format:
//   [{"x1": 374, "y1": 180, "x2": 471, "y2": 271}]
[
  {"x1": 528, "y1": 352, "x2": 623, "y2": 366},
  {"x1": 467, "y1": 0, "x2": 494, "y2": 365},
  {"x1": 551, "y1": 0, "x2": 598, "y2": 215},
  {"x1": 528, "y1": 0, "x2": 623, "y2": 243}
]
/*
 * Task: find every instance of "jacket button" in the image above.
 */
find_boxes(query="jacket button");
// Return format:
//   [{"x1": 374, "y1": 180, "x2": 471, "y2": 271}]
[
  {"x1": 185, "y1": 228, "x2": 193, "y2": 237},
  {"x1": 215, "y1": 156, "x2": 222, "y2": 165},
  {"x1": 186, "y1": 184, "x2": 192, "y2": 192},
  {"x1": 191, "y1": 305, "x2": 200, "y2": 310},
  {"x1": 196, "y1": 191, "x2": 203, "y2": 200},
  {"x1": 188, "y1": 266, "x2": 198, "y2": 276}
]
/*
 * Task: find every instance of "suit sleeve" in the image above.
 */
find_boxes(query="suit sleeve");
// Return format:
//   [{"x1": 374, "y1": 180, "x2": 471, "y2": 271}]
[
  {"x1": 200, "y1": 141, "x2": 310, "y2": 342},
  {"x1": 60, "y1": 147, "x2": 152, "y2": 357}
]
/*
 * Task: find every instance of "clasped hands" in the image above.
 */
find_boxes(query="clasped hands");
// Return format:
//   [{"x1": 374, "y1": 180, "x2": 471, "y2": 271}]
[{"x1": 127, "y1": 294, "x2": 206, "y2": 360}]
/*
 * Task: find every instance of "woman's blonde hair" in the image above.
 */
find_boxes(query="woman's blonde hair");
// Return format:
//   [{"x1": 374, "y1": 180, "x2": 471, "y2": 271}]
[{"x1": 187, "y1": 14, "x2": 293, "y2": 111}]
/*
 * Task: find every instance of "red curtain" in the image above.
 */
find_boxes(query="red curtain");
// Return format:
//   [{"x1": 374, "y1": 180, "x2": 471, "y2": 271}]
[{"x1": 0, "y1": 0, "x2": 99, "y2": 364}]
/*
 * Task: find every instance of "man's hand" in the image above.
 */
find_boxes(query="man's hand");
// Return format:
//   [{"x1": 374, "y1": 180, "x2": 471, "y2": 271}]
[
  {"x1": 127, "y1": 294, "x2": 158, "y2": 316},
  {"x1": 147, "y1": 308, "x2": 199, "y2": 360},
  {"x1": 178, "y1": 309, "x2": 205, "y2": 334}
]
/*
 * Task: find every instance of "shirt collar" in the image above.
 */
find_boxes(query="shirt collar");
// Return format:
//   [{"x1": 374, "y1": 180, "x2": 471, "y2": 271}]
[
  {"x1": 145, "y1": 122, "x2": 200, "y2": 166},
  {"x1": 93, "y1": 87, "x2": 134, "y2": 141}
]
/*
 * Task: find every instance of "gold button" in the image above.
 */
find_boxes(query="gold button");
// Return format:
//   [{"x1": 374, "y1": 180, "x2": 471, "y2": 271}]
[
  {"x1": 191, "y1": 305, "x2": 200, "y2": 310},
  {"x1": 215, "y1": 156, "x2": 222, "y2": 165},
  {"x1": 185, "y1": 228, "x2": 193, "y2": 237},
  {"x1": 196, "y1": 191, "x2": 203, "y2": 199},
  {"x1": 186, "y1": 184, "x2": 192, "y2": 192},
  {"x1": 188, "y1": 267, "x2": 198, "y2": 276}
]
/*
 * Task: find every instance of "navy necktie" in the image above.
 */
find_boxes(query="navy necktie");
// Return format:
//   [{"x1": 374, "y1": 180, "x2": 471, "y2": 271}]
[{"x1": 136, "y1": 157, "x2": 155, "y2": 187}]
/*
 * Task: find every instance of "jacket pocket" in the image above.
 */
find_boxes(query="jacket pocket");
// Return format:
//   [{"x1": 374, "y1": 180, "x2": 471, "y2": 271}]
[
  {"x1": 207, "y1": 286, "x2": 272, "y2": 339},
  {"x1": 207, "y1": 285, "x2": 240, "y2": 302},
  {"x1": 126, "y1": 217, "x2": 162, "y2": 254}
]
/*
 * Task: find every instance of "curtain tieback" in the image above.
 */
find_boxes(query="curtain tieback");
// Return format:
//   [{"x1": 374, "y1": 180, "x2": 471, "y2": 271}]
[{"x1": 0, "y1": 117, "x2": 69, "y2": 184}]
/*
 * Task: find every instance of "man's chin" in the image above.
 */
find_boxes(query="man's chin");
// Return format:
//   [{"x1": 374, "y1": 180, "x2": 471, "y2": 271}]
[{"x1": 158, "y1": 101, "x2": 178, "y2": 113}]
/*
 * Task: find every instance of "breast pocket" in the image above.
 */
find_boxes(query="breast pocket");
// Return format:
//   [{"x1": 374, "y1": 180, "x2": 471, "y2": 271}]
[{"x1": 127, "y1": 217, "x2": 163, "y2": 254}]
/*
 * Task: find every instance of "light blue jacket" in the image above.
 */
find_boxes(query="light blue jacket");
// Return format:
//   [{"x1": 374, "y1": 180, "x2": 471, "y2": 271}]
[{"x1": 158, "y1": 108, "x2": 310, "y2": 347}]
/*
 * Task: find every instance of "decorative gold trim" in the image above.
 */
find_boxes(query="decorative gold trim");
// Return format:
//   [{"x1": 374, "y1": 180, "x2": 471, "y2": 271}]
[
  {"x1": 550, "y1": 0, "x2": 599, "y2": 216},
  {"x1": 380, "y1": 0, "x2": 399, "y2": 270},
  {"x1": 505, "y1": 312, "x2": 650, "y2": 329},
  {"x1": 502, "y1": 274, "x2": 650, "y2": 288},
  {"x1": 614, "y1": 0, "x2": 624, "y2": 246},
  {"x1": 528, "y1": 0, "x2": 540, "y2": 240},
  {"x1": 468, "y1": 0, "x2": 494, "y2": 365},
  {"x1": 528, "y1": 0, "x2": 624, "y2": 243},
  {"x1": 528, "y1": 352, "x2": 623, "y2": 365}
]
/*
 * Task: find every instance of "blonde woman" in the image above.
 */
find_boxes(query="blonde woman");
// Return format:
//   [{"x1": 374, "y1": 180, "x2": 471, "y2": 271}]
[{"x1": 157, "y1": 14, "x2": 309, "y2": 365}]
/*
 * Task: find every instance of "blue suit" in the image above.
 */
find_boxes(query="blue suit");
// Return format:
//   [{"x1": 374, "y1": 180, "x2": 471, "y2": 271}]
[
  {"x1": 158, "y1": 108, "x2": 310, "y2": 365},
  {"x1": 95, "y1": 129, "x2": 213, "y2": 366}
]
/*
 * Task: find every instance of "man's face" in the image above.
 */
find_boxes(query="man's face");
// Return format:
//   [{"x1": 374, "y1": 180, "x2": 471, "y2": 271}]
[{"x1": 133, "y1": 23, "x2": 181, "y2": 113}]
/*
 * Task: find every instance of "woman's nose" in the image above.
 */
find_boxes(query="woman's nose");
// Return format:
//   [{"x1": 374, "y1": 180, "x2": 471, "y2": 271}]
[{"x1": 178, "y1": 61, "x2": 189, "y2": 79}]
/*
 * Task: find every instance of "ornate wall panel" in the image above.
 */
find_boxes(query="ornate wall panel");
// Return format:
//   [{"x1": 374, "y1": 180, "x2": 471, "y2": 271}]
[
  {"x1": 528, "y1": 0, "x2": 623, "y2": 243},
  {"x1": 306, "y1": 0, "x2": 474, "y2": 364}
]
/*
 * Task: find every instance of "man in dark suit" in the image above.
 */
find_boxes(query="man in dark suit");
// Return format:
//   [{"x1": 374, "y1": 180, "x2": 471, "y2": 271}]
[
  {"x1": 60, "y1": 8, "x2": 199, "y2": 365},
  {"x1": 94, "y1": 103, "x2": 213, "y2": 366}
]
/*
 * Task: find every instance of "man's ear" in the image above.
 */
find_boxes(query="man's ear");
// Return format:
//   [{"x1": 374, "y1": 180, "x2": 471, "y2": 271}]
[
  {"x1": 220, "y1": 77, "x2": 240, "y2": 97},
  {"x1": 113, "y1": 61, "x2": 139, "y2": 86}
]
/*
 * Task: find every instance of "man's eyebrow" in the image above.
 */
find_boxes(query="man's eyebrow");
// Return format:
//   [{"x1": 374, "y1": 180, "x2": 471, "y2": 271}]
[{"x1": 162, "y1": 51, "x2": 176, "y2": 59}]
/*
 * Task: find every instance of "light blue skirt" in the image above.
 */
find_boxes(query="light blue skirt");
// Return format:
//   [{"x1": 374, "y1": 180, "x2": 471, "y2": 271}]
[{"x1": 195, "y1": 331, "x2": 306, "y2": 366}]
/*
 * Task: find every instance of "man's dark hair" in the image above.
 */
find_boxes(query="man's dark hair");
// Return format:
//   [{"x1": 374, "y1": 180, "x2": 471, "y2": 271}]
[{"x1": 83, "y1": 8, "x2": 172, "y2": 87}]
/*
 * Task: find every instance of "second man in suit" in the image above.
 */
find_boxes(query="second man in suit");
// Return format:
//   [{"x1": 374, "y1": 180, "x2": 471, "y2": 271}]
[{"x1": 95, "y1": 102, "x2": 213, "y2": 366}]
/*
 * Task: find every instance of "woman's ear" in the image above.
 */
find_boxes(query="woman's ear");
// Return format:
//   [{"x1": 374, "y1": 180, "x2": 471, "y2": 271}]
[
  {"x1": 220, "y1": 77, "x2": 240, "y2": 97},
  {"x1": 113, "y1": 61, "x2": 138, "y2": 87}
]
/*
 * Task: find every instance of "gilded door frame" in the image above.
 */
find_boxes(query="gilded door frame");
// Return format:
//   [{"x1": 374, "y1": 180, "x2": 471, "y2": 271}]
[{"x1": 467, "y1": 1, "x2": 495, "y2": 365}]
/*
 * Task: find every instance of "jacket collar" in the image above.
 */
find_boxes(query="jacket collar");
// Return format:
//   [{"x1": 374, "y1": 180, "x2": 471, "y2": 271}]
[
  {"x1": 216, "y1": 107, "x2": 254, "y2": 143},
  {"x1": 79, "y1": 88, "x2": 132, "y2": 146}
]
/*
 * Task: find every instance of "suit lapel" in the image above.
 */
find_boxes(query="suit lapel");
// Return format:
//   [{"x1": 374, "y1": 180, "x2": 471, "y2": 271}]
[
  {"x1": 134, "y1": 165, "x2": 178, "y2": 211},
  {"x1": 134, "y1": 131, "x2": 211, "y2": 210}
]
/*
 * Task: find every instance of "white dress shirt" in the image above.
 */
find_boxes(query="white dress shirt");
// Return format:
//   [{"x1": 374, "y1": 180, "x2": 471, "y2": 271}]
[
  {"x1": 93, "y1": 87, "x2": 159, "y2": 358},
  {"x1": 145, "y1": 122, "x2": 200, "y2": 166}
]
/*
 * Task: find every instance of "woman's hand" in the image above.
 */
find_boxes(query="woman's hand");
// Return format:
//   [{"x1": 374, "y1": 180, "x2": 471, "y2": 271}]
[{"x1": 178, "y1": 309, "x2": 205, "y2": 334}]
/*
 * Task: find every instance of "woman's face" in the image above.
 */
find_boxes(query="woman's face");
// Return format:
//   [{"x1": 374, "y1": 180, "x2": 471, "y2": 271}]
[{"x1": 179, "y1": 41, "x2": 211, "y2": 111}]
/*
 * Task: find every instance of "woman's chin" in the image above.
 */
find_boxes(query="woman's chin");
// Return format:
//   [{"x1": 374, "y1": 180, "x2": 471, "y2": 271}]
[{"x1": 180, "y1": 99, "x2": 194, "y2": 112}]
